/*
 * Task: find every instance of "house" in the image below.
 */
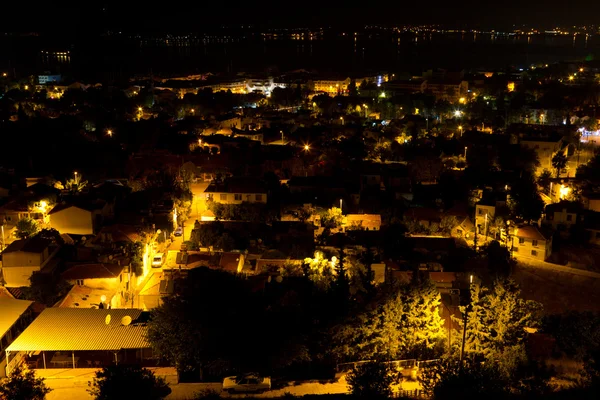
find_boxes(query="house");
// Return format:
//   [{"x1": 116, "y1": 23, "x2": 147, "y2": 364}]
[
  {"x1": 5, "y1": 308, "x2": 152, "y2": 372},
  {"x1": 0, "y1": 199, "x2": 44, "y2": 225},
  {"x1": 511, "y1": 225, "x2": 552, "y2": 262},
  {"x1": 519, "y1": 133, "x2": 566, "y2": 175},
  {"x1": 581, "y1": 192, "x2": 600, "y2": 213},
  {"x1": 425, "y1": 79, "x2": 469, "y2": 103},
  {"x1": 543, "y1": 201, "x2": 582, "y2": 232},
  {"x1": 0, "y1": 298, "x2": 34, "y2": 377},
  {"x1": 93, "y1": 224, "x2": 141, "y2": 246},
  {"x1": 218, "y1": 252, "x2": 246, "y2": 274},
  {"x1": 311, "y1": 77, "x2": 351, "y2": 95},
  {"x1": 344, "y1": 214, "x2": 382, "y2": 231},
  {"x1": 204, "y1": 177, "x2": 267, "y2": 204},
  {"x1": 61, "y1": 262, "x2": 130, "y2": 308},
  {"x1": 1, "y1": 236, "x2": 59, "y2": 287},
  {"x1": 451, "y1": 216, "x2": 475, "y2": 239},
  {"x1": 49, "y1": 200, "x2": 110, "y2": 235},
  {"x1": 475, "y1": 193, "x2": 507, "y2": 235}
]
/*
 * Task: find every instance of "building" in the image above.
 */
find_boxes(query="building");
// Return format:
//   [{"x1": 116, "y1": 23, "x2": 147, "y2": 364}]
[
  {"x1": 543, "y1": 201, "x2": 582, "y2": 232},
  {"x1": 49, "y1": 200, "x2": 110, "y2": 235},
  {"x1": 344, "y1": 214, "x2": 382, "y2": 231},
  {"x1": 311, "y1": 77, "x2": 351, "y2": 95},
  {"x1": 204, "y1": 178, "x2": 267, "y2": 204},
  {"x1": 1, "y1": 236, "x2": 59, "y2": 287},
  {"x1": 426, "y1": 79, "x2": 469, "y2": 103},
  {"x1": 383, "y1": 79, "x2": 427, "y2": 95},
  {"x1": 0, "y1": 298, "x2": 34, "y2": 377},
  {"x1": 61, "y1": 262, "x2": 130, "y2": 308},
  {"x1": 518, "y1": 130, "x2": 566, "y2": 175},
  {"x1": 5, "y1": 308, "x2": 152, "y2": 373},
  {"x1": 511, "y1": 225, "x2": 552, "y2": 262},
  {"x1": 37, "y1": 74, "x2": 61, "y2": 85},
  {"x1": 215, "y1": 114, "x2": 242, "y2": 130}
]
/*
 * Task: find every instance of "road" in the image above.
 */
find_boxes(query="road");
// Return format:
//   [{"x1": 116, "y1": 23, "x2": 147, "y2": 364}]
[
  {"x1": 168, "y1": 182, "x2": 209, "y2": 255},
  {"x1": 42, "y1": 369, "x2": 420, "y2": 400}
]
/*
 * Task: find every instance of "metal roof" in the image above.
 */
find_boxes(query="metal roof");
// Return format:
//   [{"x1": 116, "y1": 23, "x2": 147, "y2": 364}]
[
  {"x1": 7, "y1": 308, "x2": 150, "y2": 352},
  {"x1": 0, "y1": 298, "x2": 33, "y2": 339}
]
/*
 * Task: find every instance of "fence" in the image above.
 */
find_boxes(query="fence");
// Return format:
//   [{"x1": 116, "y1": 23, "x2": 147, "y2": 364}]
[{"x1": 393, "y1": 389, "x2": 427, "y2": 398}]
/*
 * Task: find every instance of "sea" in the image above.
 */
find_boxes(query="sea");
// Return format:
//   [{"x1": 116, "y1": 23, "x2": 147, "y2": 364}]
[{"x1": 1, "y1": 31, "x2": 600, "y2": 81}]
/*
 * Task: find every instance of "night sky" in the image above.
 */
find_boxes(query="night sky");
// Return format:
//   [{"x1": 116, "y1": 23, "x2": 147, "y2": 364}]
[{"x1": 3, "y1": 1, "x2": 599, "y2": 33}]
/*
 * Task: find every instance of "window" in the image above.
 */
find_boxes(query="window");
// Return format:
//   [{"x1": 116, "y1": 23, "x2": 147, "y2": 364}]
[
  {"x1": 532, "y1": 240, "x2": 538, "y2": 247},
  {"x1": 478, "y1": 209, "x2": 482, "y2": 215},
  {"x1": 234, "y1": 194, "x2": 242, "y2": 201},
  {"x1": 513, "y1": 247, "x2": 518, "y2": 252},
  {"x1": 519, "y1": 238, "x2": 525, "y2": 244},
  {"x1": 566, "y1": 214, "x2": 573, "y2": 222},
  {"x1": 256, "y1": 194, "x2": 263, "y2": 201},
  {"x1": 76, "y1": 279, "x2": 84, "y2": 286},
  {"x1": 531, "y1": 250, "x2": 538, "y2": 256},
  {"x1": 220, "y1": 193, "x2": 227, "y2": 201}
]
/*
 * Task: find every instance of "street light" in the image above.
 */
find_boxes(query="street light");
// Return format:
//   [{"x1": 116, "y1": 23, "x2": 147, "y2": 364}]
[
  {"x1": 304, "y1": 144, "x2": 310, "y2": 151},
  {"x1": 464, "y1": 146, "x2": 467, "y2": 159},
  {"x1": 107, "y1": 129, "x2": 113, "y2": 137},
  {"x1": 458, "y1": 125, "x2": 463, "y2": 135},
  {"x1": 138, "y1": 106, "x2": 143, "y2": 112}
]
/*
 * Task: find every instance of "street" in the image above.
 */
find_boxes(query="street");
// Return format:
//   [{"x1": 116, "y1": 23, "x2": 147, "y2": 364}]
[{"x1": 167, "y1": 182, "x2": 209, "y2": 255}]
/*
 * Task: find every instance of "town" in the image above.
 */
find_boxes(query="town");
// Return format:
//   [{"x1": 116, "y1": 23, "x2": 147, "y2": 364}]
[{"x1": 2, "y1": 21, "x2": 600, "y2": 400}]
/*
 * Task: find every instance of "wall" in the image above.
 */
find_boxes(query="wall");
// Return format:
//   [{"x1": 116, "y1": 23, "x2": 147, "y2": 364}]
[
  {"x1": 2, "y1": 265, "x2": 41, "y2": 287},
  {"x1": 208, "y1": 192, "x2": 268, "y2": 204},
  {"x1": 512, "y1": 236, "x2": 550, "y2": 262},
  {"x1": 50, "y1": 207, "x2": 93, "y2": 235}
]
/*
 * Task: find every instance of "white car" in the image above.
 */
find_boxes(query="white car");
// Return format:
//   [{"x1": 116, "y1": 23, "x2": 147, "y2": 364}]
[{"x1": 222, "y1": 373, "x2": 271, "y2": 394}]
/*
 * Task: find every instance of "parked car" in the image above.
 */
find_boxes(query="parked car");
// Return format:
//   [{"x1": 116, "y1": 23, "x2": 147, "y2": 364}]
[
  {"x1": 174, "y1": 227, "x2": 183, "y2": 237},
  {"x1": 151, "y1": 253, "x2": 164, "y2": 268},
  {"x1": 222, "y1": 373, "x2": 271, "y2": 393}
]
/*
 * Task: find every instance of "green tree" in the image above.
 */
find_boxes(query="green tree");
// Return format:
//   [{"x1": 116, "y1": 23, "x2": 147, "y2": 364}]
[
  {"x1": 537, "y1": 169, "x2": 552, "y2": 193},
  {"x1": 347, "y1": 361, "x2": 399, "y2": 399},
  {"x1": 15, "y1": 218, "x2": 39, "y2": 239},
  {"x1": 296, "y1": 205, "x2": 315, "y2": 223},
  {"x1": 460, "y1": 279, "x2": 542, "y2": 361},
  {"x1": 332, "y1": 278, "x2": 445, "y2": 361},
  {"x1": 0, "y1": 365, "x2": 51, "y2": 400},
  {"x1": 320, "y1": 207, "x2": 343, "y2": 229},
  {"x1": 87, "y1": 365, "x2": 170, "y2": 400},
  {"x1": 508, "y1": 172, "x2": 545, "y2": 222},
  {"x1": 552, "y1": 151, "x2": 568, "y2": 178}
]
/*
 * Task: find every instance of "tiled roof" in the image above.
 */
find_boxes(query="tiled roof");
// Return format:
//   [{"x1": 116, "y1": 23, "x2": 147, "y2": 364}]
[
  {"x1": 61, "y1": 263, "x2": 126, "y2": 280},
  {"x1": 2, "y1": 236, "x2": 51, "y2": 254},
  {"x1": 0, "y1": 298, "x2": 33, "y2": 338},
  {"x1": 7, "y1": 308, "x2": 150, "y2": 352},
  {"x1": 516, "y1": 225, "x2": 549, "y2": 241},
  {"x1": 48, "y1": 199, "x2": 106, "y2": 215}
]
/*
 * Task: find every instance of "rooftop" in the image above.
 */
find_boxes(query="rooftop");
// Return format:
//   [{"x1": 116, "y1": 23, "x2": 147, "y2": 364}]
[
  {"x1": 2, "y1": 236, "x2": 51, "y2": 254},
  {"x1": 515, "y1": 225, "x2": 549, "y2": 241},
  {"x1": 0, "y1": 298, "x2": 33, "y2": 338},
  {"x1": 61, "y1": 263, "x2": 126, "y2": 280},
  {"x1": 48, "y1": 199, "x2": 107, "y2": 215},
  {"x1": 205, "y1": 177, "x2": 267, "y2": 194},
  {"x1": 7, "y1": 308, "x2": 150, "y2": 352}
]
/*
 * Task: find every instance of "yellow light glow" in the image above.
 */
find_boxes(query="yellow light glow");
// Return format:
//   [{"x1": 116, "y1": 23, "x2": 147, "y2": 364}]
[
  {"x1": 138, "y1": 107, "x2": 143, "y2": 112},
  {"x1": 559, "y1": 184, "x2": 570, "y2": 199},
  {"x1": 24, "y1": 85, "x2": 28, "y2": 90},
  {"x1": 304, "y1": 144, "x2": 310, "y2": 151},
  {"x1": 507, "y1": 82, "x2": 515, "y2": 92},
  {"x1": 458, "y1": 125, "x2": 463, "y2": 130},
  {"x1": 2, "y1": 72, "x2": 6, "y2": 77},
  {"x1": 107, "y1": 129, "x2": 113, "y2": 137},
  {"x1": 568, "y1": 75, "x2": 574, "y2": 81},
  {"x1": 580, "y1": 68, "x2": 584, "y2": 72},
  {"x1": 379, "y1": 92, "x2": 386, "y2": 98},
  {"x1": 459, "y1": 97, "x2": 466, "y2": 104},
  {"x1": 415, "y1": 108, "x2": 419, "y2": 115},
  {"x1": 190, "y1": 108, "x2": 195, "y2": 113}
]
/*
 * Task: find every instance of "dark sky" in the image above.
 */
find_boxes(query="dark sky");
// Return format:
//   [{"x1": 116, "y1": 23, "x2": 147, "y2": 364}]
[{"x1": 4, "y1": 1, "x2": 598, "y2": 33}]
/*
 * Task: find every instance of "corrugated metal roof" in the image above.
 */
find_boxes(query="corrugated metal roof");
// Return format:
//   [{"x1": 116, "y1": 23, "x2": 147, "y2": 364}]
[
  {"x1": 7, "y1": 308, "x2": 150, "y2": 352},
  {"x1": 0, "y1": 298, "x2": 33, "y2": 338}
]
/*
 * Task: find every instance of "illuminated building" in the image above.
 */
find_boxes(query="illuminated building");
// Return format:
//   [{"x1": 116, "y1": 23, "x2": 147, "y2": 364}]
[{"x1": 311, "y1": 77, "x2": 352, "y2": 95}]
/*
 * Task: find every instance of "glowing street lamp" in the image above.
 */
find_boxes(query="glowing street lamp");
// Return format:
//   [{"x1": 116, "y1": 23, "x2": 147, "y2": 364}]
[
  {"x1": 304, "y1": 144, "x2": 310, "y2": 151},
  {"x1": 568, "y1": 75, "x2": 574, "y2": 81},
  {"x1": 454, "y1": 110, "x2": 462, "y2": 118},
  {"x1": 138, "y1": 107, "x2": 143, "y2": 112},
  {"x1": 458, "y1": 125, "x2": 463, "y2": 135},
  {"x1": 107, "y1": 129, "x2": 113, "y2": 137},
  {"x1": 190, "y1": 108, "x2": 195, "y2": 114},
  {"x1": 464, "y1": 146, "x2": 468, "y2": 159}
]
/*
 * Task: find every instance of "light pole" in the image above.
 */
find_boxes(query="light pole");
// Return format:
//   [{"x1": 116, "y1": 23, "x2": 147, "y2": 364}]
[
  {"x1": 339, "y1": 199, "x2": 343, "y2": 212},
  {"x1": 460, "y1": 274, "x2": 473, "y2": 367},
  {"x1": 464, "y1": 146, "x2": 467, "y2": 159}
]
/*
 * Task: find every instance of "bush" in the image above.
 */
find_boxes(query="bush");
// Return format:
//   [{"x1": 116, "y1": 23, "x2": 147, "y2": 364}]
[
  {"x1": 347, "y1": 361, "x2": 399, "y2": 399},
  {"x1": 87, "y1": 364, "x2": 170, "y2": 400},
  {"x1": 0, "y1": 365, "x2": 51, "y2": 400}
]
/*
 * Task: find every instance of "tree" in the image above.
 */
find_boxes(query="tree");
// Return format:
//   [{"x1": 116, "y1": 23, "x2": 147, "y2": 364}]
[
  {"x1": 537, "y1": 169, "x2": 552, "y2": 193},
  {"x1": 0, "y1": 365, "x2": 51, "y2": 400},
  {"x1": 439, "y1": 216, "x2": 459, "y2": 236},
  {"x1": 87, "y1": 365, "x2": 170, "y2": 400},
  {"x1": 15, "y1": 218, "x2": 39, "y2": 239},
  {"x1": 460, "y1": 279, "x2": 542, "y2": 362},
  {"x1": 22, "y1": 272, "x2": 72, "y2": 306},
  {"x1": 320, "y1": 207, "x2": 343, "y2": 230},
  {"x1": 508, "y1": 172, "x2": 545, "y2": 222},
  {"x1": 332, "y1": 277, "x2": 446, "y2": 362},
  {"x1": 296, "y1": 205, "x2": 315, "y2": 223},
  {"x1": 347, "y1": 361, "x2": 399, "y2": 399},
  {"x1": 552, "y1": 151, "x2": 568, "y2": 178}
]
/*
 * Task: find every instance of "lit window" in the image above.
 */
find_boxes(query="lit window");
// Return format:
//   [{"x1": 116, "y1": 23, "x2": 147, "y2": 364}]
[
  {"x1": 220, "y1": 194, "x2": 227, "y2": 201},
  {"x1": 234, "y1": 194, "x2": 242, "y2": 201},
  {"x1": 532, "y1": 240, "x2": 538, "y2": 247},
  {"x1": 519, "y1": 238, "x2": 525, "y2": 244},
  {"x1": 531, "y1": 250, "x2": 538, "y2": 256}
]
